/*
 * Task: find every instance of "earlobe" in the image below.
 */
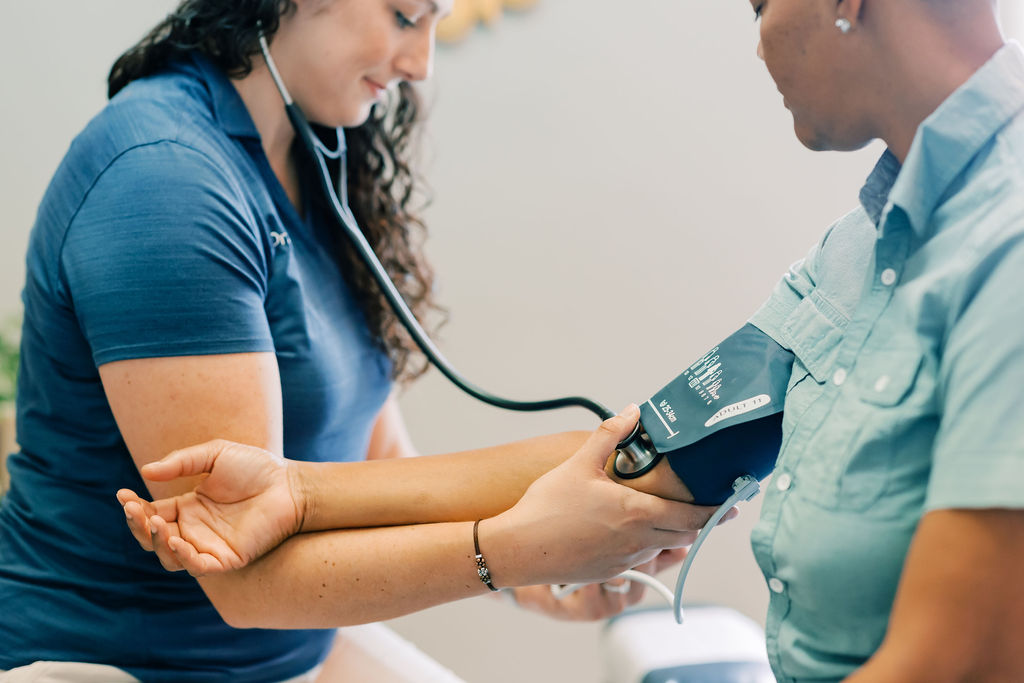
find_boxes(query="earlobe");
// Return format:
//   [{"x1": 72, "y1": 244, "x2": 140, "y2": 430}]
[{"x1": 837, "y1": 0, "x2": 866, "y2": 25}]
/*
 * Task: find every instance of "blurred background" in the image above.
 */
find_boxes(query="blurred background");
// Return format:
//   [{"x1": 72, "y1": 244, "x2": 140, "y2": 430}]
[{"x1": 3, "y1": 2, "x2": 1022, "y2": 681}]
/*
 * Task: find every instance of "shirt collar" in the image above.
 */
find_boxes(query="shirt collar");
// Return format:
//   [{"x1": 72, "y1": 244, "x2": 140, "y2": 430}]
[
  {"x1": 859, "y1": 149, "x2": 902, "y2": 226},
  {"x1": 859, "y1": 42, "x2": 1024, "y2": 235},
  {"x1": 189, "y1": 52, "x2": 260, "y2": 140},
  {"x1": 188, "y1": 52, "x2": 345, "y2": 153}
]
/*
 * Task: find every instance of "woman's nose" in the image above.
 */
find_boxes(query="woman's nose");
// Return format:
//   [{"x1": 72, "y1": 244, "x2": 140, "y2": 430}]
[{"x1": 395, "y1": 31, "x2": 435, "y2": 83}]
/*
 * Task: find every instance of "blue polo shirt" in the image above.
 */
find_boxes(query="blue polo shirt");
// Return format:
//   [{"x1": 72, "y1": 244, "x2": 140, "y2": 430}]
[
  {"x1": 0, "y1": 53, "x2": 391, "y2": 681},
  {"x1": 749, "y1": 42, "x2": 1024, "y2": 681}
]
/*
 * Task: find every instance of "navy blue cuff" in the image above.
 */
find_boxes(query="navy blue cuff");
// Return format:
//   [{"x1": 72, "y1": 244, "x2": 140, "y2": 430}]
[{"x1": 665, "y1": 412, "x2": 784, "y2": 505}]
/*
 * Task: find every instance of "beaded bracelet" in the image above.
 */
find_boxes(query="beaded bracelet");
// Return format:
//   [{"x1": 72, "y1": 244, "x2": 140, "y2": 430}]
[{"x1": 473, "y1": 519, "x2": 498, "y2": 591}]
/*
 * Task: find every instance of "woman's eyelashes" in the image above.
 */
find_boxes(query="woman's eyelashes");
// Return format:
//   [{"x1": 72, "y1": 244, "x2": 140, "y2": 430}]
[
  {"x1": 753, "y1": 3, "x2": 764, "y2": 21},
  {"x1": 394, "y1": 10, "x2": 416, "y2": 29}
]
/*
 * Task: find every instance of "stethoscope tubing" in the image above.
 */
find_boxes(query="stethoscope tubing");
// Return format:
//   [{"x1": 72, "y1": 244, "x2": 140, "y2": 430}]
[
  {"x1": 293, "y1": 101, "x2": 617, "y2": 420},
  {"x1": 255, "y1": 32, "x2": 740, "y2": 614},
  {"x1": 259, "y1": 32, "x2": 618, "y2": 422}
]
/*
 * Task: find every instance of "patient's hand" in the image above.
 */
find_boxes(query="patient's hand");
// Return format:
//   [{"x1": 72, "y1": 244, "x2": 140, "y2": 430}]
[
  {"x1": 117, "y1": 440, "x2": 304, "y2": 576},
  {"x1": 606, "y1": 455, "x2": 696, "y2": 503}
]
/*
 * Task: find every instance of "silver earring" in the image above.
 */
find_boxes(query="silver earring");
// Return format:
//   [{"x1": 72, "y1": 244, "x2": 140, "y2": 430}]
[{"x1": 835, "y1": 17, "x2": 852, "y2": 34}]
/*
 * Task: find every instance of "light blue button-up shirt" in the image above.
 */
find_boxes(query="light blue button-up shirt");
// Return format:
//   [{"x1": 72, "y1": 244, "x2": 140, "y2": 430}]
[{"x1": 748, "y1": 42, "x2": 1024, "y2": 682}]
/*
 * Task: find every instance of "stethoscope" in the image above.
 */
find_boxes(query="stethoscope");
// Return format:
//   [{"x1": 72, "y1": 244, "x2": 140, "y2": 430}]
[{"x1": 256, "y1": 32, "x2": 756, "y2": 624}]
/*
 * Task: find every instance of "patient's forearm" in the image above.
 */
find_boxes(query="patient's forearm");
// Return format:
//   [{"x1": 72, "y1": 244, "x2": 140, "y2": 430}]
[
  {"x1": 292, "y1": 430, "x2": 697, "y2": 535},
  {"x1": 295, "y1": 432, "x2": 590, "y2": 531}
]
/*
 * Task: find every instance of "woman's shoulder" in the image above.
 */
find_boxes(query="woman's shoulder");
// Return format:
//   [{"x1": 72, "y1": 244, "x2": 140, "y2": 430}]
[
  {"x1": 30, "y1": 57, "x2": 276, "y2": 294},
  {"x1": 79, "y1": 67, "x2": 227, "y2": 174},
  {"x1": 41, "y1": 110, "x2": 249, "y2": 251},
  {"x1": 44, "y1": 62, "x2": 262, "y2": 238}
]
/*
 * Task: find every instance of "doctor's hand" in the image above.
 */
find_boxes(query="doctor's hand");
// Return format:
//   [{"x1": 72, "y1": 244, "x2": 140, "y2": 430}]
[
  {"x1": 509, "y1": 548, "x2": 687, "y2": 621},
  {"x1": 117, "y1": 440, "x2": 304, "y2": 576},
  {"x1": 480, "y1": 405, "x2": 722, "y2": 588}
]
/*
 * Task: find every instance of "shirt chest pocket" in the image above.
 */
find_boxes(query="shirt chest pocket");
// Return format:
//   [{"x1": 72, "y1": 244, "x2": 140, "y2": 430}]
[{"x1": 802, "y1": 348, "x2": 931, "y2": 513}]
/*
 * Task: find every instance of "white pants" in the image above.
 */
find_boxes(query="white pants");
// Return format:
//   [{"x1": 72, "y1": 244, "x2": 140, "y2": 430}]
[
  {"x1": 0, "y1": 663, "x2": 140, "y2": 683},
  {"x1": 0, "y1": 623, "x2": 464, "y2": 683}
]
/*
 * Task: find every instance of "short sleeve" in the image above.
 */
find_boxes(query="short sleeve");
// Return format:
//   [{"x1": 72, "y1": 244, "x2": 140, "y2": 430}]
[
  {"x1": 748, "y1": 238, "x2": 822, "y2": 344},
  {"x1": 60, "y1": 141, "x2": 274, "y2": 366},
  {"x1": 749, "y1": 209, "x2": 875, "y2": 347},
  {"x1": 928, "y1": 237, "x2": 1024, "y2": 510}
]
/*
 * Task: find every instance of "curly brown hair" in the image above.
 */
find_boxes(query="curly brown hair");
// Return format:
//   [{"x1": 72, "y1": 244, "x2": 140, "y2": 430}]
[{"x1": 108, "y1": 0, "x2": 441, "y2": 382}]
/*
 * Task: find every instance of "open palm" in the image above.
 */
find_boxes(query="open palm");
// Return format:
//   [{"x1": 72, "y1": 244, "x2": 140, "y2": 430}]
[{"x1": 118, "y1": 440, "x2": 303, "y2": 576}]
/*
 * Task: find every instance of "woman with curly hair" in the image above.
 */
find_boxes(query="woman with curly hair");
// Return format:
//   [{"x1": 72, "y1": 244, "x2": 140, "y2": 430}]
[{"x1": 0, "y1": 1, "x2": 715, "y2": 680}]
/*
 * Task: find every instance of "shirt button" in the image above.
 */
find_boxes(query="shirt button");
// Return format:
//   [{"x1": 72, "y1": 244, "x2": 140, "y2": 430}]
[
  {"x1": 832, "y1": 368, "x2": 847, "y2": 386},
  {"x1": 874, "y1": 375, "x2": 891, "y2": 392},
  {"x1": 880, "y1": 268, "x2": 898, "y2": 286},
  {"x1": 768, "y1": 577, "x2": 786, "y2": 594},
  {"x1": 775, "y1": 473, "x2": 793, "y2": 491}
]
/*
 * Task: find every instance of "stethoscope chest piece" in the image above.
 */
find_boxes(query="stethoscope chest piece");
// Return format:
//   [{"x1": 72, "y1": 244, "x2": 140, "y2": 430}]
[{"x1": 612, "y1": 425, "x2": 662, "y2": 478}]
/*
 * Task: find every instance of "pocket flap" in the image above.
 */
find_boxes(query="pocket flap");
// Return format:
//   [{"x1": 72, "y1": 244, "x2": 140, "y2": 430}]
[
  {"x1": 782, "y1": 293, "x2": 845, "y2": 383},
  {"x1": 856, "y1": 351, "x2": 923, "y2": 406}
]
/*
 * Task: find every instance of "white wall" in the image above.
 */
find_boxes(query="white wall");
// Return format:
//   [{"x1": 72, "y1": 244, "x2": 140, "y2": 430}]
[{"x1": 3, "y1": 3, "x2": 1020, "y2": 682}]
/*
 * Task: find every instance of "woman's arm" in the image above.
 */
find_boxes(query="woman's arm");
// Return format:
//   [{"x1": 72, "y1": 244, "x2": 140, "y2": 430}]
[
  {"x1": 158, "y1": 407, "x2": 713, "y2": 628},
  {"x1": 330, "y1": 391, "x2": 692, "y2": 623},
  {"x1": 106, "y1": 353, "x2": 715, "y2": 628},
  {"x1": 107, "y1": 351, "x2": 588, "y2": 568},
  {"x1": 101, "y1": 352, "x2": 285, "y2": 496},
  {"x1": 297, "y1": 430, "x2": 592, "y2": 530},
  {"x1": 844, "y1": 508, "x2": 1024, "y2": 682},
  {"x1": 128, "y1": 397, "x2": 697, "y2": 623}
]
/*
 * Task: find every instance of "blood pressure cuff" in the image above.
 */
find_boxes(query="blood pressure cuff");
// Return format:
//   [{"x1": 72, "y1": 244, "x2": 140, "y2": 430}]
[{"x1": 638, "y1": 324, "x2": 794, "y2": 505}]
